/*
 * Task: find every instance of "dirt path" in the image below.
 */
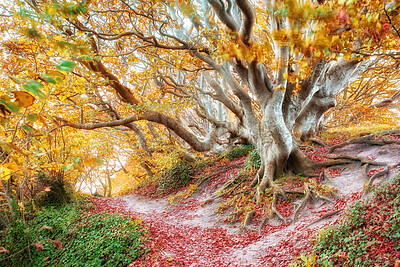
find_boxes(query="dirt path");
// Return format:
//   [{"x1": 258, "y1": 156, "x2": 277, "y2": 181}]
[{"x1": 92, "y1": 143, "x2": 400, "y2": 266}]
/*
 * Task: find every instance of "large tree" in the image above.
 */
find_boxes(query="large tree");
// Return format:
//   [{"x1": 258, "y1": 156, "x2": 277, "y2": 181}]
[{"x1": 1, "y1": 0, "x2": 400, "y2": 200}]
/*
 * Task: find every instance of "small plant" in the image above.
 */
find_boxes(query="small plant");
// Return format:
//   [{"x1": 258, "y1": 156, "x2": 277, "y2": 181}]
[
  {"x1": 245, "y1": 149, "x2": 261, "y2": 170},
  {"x1": 158, "y1": 160, "x2": 195, "y2": 194},
  {"x1": 35, "y1": 171, "x2": 73, "y2": 207},
  {"x1": 223, "y1": 145, "x2": 254, "y2": 160}
]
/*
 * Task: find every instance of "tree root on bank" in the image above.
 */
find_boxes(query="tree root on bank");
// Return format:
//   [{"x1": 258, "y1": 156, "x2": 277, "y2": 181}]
[
  {"x1": 256, "y1": 192, "x2": 288, "y2": 233},
  {"x1": 305, "y1": 208, "x2": 344, "y2": 228},
  {"x1": 308, "y1": 137, "x2": 329, "y2": 147},
  {"x1": 328, "y1": 129, "x2": 400, "y2": 153},
  {"x1": 243, "y1": 191, "x2": 287, "y2": 231},
  {"x1": 362, "y1": 164, "x2": 389, "y2": 192},
  {"x1": 288, "y1": 182, "x2": 335, "y2": 222},
  {"x1": 196, "y1": 162, "x2": 244, "y2": 187}
]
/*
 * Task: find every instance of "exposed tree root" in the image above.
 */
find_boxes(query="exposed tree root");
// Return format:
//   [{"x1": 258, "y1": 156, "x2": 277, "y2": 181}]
[
  {"x1": 308, "y1": 137, "x2": 328, "y2": 147},
  {"x1": 323, "y1": 154, "x2": 387, "y2": 166},
  {"x1": 322, "y1": 169, "x2": 333, "y2": 183},
  {"x1": 305, "y1": 208, "x2": 344, "y2": 228},
  {"x1": 269, "y1": 192, "x2": 286, "y2": 222},
  {"x1": 256, "y1": 192, "x2": 287, "y2": 233},
  {"x1": 292, "y1": 184, "x2": 311, "y2": 222},
  {"x1": 363, "y1": 165, "x2": 389, "y2": 192},
  {"x1": 328, "y1": 129, "x2": 400, "y2": 153},
  {"x1": 230, "y1": 131, "x2": 398, "y2": 231},
  {"x1": 308, "y1": 159, "x2": 353, "y2": 174},
  {"x1": 291, "y1": 181, "x2": 337, "y2": 222},
  {"x1": 242, "y1": 210, "x2": 257, "y2": 229},
  {"x1": 196, "y1": 162, "x2": 244, "y2": 186}
]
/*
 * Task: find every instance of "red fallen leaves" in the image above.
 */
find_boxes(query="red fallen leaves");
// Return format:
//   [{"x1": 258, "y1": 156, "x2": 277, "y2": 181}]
[
  {"x1": 90, "y1": 147, "x2": 371, "y2": 266},
  {"x1": 0, "y1": 247, "x2": 10, "y2": 254},
  {"x1": 326, "y1": 136, "x2": 348, "y2": 146},
  {"x1": 50, "y1": 239, "x2": 63, "y2": 250},
  {"x1": 92, "y1": 196, "x2": 281, "y2": 266},
  {"x1": 35, "y1": 242, "x2": 44, "y2": 251},
  {"x1": 276, "y1": 199, "x2": 293, "y2": 218},
  {"x1": 91, "y1": 191, "x2": 343, "y2": 267},
  {"x1": 303, "y1": 147, "x2": 329, "y2": 162},
  {"x1": 314, "y1": 168, "x2": 343, "y2": 177},
  {"x1": 259, "y1": 228, "x2": 315, "y2": 266},
  {"x1": 367, "y1": 167, "x2": 385, "y2": 177}
]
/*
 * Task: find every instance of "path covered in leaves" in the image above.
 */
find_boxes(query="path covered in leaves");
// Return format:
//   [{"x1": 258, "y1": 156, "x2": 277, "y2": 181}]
[{"x1": 91, "y1": 140, "x2": 400, "y2": 266}]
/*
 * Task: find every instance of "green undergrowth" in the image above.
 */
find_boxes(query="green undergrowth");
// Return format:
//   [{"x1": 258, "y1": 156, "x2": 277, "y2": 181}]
[
  {"x1": 292, "y1": 176, "x2": 400, "y2": 266},
  {"x1": 0, "y1": 196, "x2": 146, "y2": 267},
  {"x1": 221, "y1": 144, "x2": 255, "y2": 160},
  {"x1": 133, "y1": 158, "x2": 207, "y2": 197},
  {"x1": 244, "y1": 149, "x2": 261, "y2": 170}
]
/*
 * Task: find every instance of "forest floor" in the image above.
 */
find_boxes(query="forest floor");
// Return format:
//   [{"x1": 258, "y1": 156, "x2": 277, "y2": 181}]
[{"x1": 91, "y1": 132, "x2": 400, "y2": 266}]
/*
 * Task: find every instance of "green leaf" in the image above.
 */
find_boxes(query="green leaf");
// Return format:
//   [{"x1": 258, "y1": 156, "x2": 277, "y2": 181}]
[
  {"x1": 0, "y1": 99, "x2": 21, "y2": 114},
  {"x1": 27, "y1": 113, "x2": 38, "y2": 122},
  {"x1": 62, "y1": 164, "x2": 74, "y2": 171},
  {"x1": 96, "y1": 159, "x2": 104, "y2": 166},
  {"x1": 72, "y1": 156, "x2": 81, "y2": 164},
  {"x1": 56, "y1": 60, "x2": 77, "y2": 72},
  {"x1": 41, "y1": 74, "x2": 57, "y2": 84},
  {"x1": 22, "y1": 79, "x2": 46, "y2": 100},
  {"x1": 78, "y1": 55, "x2": 92, "y2": 61},
  {"x1": 9, "y1": 76, "x2": 24, "y2": 84},
  {"x1": 0, "y1": 143, "x2": 12, "y2": 153},
  {"x1": 22, "y1": 125, "x2": 35, "y2": 133}
]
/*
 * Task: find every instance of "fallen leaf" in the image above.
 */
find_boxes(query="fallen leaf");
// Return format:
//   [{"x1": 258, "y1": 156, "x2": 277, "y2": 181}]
[
  {"x1": 0, "y1": 247, "x2": 10, "y2": 254},
  {"x1": 51, "y1": 239, "x2": 63, "y2": 249},
  {"x1": 40, "y1": 225, "x2": 53, "y2": 231},
  {"x1": 35, "y1": 242, "x2": 44, "y2": 251}
]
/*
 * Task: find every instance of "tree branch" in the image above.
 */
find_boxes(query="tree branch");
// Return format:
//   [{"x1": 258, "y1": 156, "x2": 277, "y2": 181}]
[
  {"x1": 207, "y1": 0, "x2": 239, "y2": 32},
  {"x1": 57, "y1": 110, "x2": 219, "y2": 152},
  {"x1": 235, "y1": 0, "x2": 255, "y2": 45}
]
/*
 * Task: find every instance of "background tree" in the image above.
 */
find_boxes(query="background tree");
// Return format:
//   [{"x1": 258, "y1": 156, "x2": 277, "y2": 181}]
[{"x1": 325, "y1": 58, "x2": 400, "y2": 129}]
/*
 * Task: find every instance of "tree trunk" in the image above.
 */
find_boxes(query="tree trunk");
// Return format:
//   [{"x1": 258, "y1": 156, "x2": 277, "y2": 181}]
[{"x1": 254, "y1": 129, "x2": 313, "y2": 195}]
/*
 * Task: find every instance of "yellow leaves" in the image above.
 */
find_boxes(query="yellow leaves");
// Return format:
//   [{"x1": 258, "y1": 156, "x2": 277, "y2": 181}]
[
  {"x1": 83, "y1": 157, "x2": 103, "y2": 167},
  {"x1": 283, "y1": 73, "x2": 289, "y2": 80},
  {"x1": 0, "y1": 162, "x2": 20, "y2": 181},
  {"x1": 13, "y1": 91, "x2": 35, "y2": 108},
  {"x1": 47, "y1": 5, "x2": 58, "y2": 16},
  {"x1": 131, "y1": 218, "x2": 142, "y2": 225},
  {"x1": 0, "y1": 166, "x2": 12, "y2": 181},
  {"x1": 217, "y1": 40, "x2": 267, "y2": 63}
]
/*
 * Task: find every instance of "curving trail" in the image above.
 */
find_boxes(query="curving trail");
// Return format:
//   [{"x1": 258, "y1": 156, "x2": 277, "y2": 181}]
[{"x1": 91, "y1": 143, "x2": 400, "y2": 266}]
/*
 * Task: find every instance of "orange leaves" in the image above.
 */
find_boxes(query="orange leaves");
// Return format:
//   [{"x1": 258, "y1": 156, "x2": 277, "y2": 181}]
[{"x1": 13, "y1": 91, "x2": 35, "y2": 108}]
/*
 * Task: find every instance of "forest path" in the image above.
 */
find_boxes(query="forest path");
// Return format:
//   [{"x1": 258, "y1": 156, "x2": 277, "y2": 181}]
[{"x1": 92, "y1": 143, "x2": 400, "y2": 266}]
